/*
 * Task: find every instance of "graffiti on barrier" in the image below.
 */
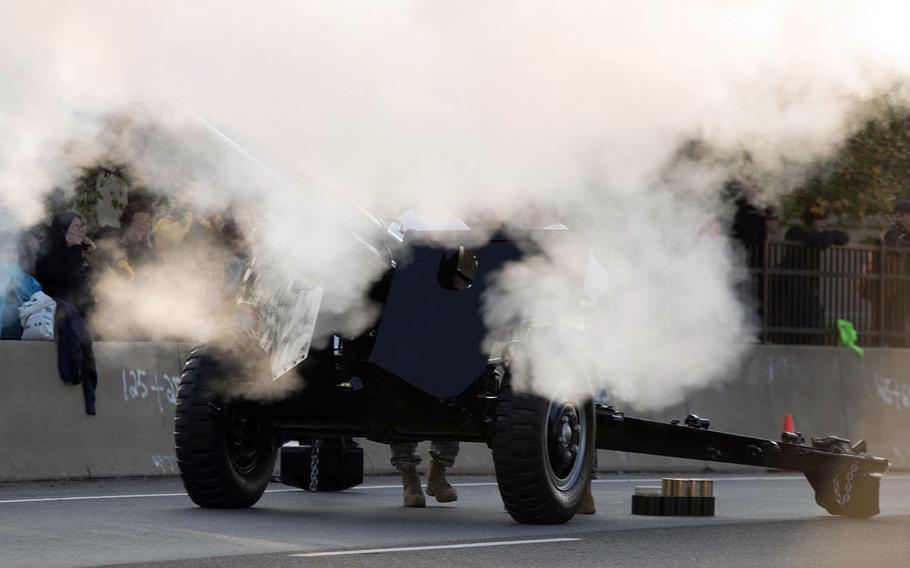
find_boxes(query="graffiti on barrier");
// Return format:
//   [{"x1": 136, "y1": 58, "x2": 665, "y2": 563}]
[
  {"x1": 121, "y1": 369, "x2": 181, "y2": 413},
  {"x1": 873, "y1": 373, "x2": 910, "y2": 411},
  {"x1": 151, "y1": 454, "x2": 178, "y2": 473}
]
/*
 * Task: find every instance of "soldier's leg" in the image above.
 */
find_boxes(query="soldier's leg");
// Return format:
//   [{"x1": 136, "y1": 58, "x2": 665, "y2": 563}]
[
  {"x1": 578, "y1": 450, "x2": 597, "y2": 514},
  {"x1": 390, "y1": 442, "x2": 421, "y2": 471},
  {"x1": 581, "y1": 395, "x2": 606, "y2": 514},
  {"x1": 429, "y1": 441, "x2": 459, "y2": 467},
  {"x1": 390, "y1": 442, "x2": 424, "y2": 508},
  {"x1": 426, "y1": 441, "x2": 458, "y2": 503}
]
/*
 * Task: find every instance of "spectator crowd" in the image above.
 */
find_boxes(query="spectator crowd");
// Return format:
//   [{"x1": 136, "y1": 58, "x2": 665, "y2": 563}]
[
  {"x1": 732, "y1": 184, "x2": 910, "y2": 347},
  {"x1": 1, "y1": 190, "x2": 250, "y2": 414}
]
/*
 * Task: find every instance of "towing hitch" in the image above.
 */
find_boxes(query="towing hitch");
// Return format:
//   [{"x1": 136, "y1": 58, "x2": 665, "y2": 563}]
[{"x1": 595, "y1": 406, "x2": 890, "y2": 518}]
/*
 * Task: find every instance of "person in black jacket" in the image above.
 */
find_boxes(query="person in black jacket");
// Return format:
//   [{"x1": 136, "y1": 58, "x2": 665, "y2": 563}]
[
  {"x1": 35, "y1": 212, "x2": 99, "y2": 414},
  {"x1": 771, "y1": 203, "x2": 849, "y2": 344},
  {"x1": 732, "y1": 196, "x2": 768, "y2": 269},
  {"x1": 874, "y1": 201, "x2": 910, "y2": 345},
  {"x1": 783, "y1": 206, "x2": 849, "y2": 255},
  {"x1": 731, "y1": 196, "x2": 773, "y2": 329},
  {"x1": 36, "y1": 213, "x2": 96, "y2": 317}
]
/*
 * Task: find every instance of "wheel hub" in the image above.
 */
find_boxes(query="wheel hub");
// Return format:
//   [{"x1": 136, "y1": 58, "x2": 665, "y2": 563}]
[
  {"x1": 228, "y1": 407, "x2": 265, "y2": 476},
  {"x1": 547, "y1": 401, "x2": 586, "y2": 488}
]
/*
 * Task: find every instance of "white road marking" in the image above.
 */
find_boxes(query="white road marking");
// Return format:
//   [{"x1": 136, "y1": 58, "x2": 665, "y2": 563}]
[
  {"x1": 2, "y1": 474, "x2": 906, "y2": 504},
  {"x1": 289, "y1": 537, "x2": 582, "y2": 558},
  {"x1": 0, "y1": 488, "x2": 300, "y2": 505},
  {"x1": 353, "y1": 481, "x2": 496, "y2": 490},
  {"x1": 349, "y1": 476, "x2": 803, "y2": 491}
]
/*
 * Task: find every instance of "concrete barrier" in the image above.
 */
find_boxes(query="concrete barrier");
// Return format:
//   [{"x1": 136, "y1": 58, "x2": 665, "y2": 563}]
[
  {"x1": 0, "y1": 341, "x2": 185, "y2": 481},
  {"x1": 686, "y1": 346, "x2": 910, "y2": 471},
  {"x1": 2, "y1": 341, "x2": 909, "y2": 481},
  {"x1": 839, "y1": 348, "x2": 910, "y2": 468}
]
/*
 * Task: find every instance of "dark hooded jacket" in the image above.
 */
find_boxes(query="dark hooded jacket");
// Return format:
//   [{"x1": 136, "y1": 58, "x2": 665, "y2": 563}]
[
  {"x1": 731, "y1": 198, "x2": 768, "y2": 269},
  {"x1": 34, "y1": 213, "x2": 99, "y2": 415},
  {"x1": 36, "y1": 213, "x2": 95, "y2": 317}
]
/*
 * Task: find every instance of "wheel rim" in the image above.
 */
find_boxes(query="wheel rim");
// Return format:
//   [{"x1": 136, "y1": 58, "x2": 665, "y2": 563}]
[
  {"x1": 544, "y1": 398, "x2": 587, "y2": 491},
  {"x1": 227, "y1": 406, "x2": 266, "y2": 476}
]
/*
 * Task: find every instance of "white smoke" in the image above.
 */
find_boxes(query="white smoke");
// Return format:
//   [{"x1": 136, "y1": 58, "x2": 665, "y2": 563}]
[{"x1": 3, "y1": 1, "x2": 910, "y2": 408}]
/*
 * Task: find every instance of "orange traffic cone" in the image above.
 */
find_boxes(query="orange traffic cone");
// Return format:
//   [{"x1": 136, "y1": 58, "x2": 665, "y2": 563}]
[{"x1": 782, "y1": 413, "x2": 795, "y2": 434}]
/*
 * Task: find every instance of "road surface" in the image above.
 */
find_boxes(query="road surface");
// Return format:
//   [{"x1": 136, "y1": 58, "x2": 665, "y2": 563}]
[{"x1": 1, "y1": 473, "x2": 908, "y2": 568}]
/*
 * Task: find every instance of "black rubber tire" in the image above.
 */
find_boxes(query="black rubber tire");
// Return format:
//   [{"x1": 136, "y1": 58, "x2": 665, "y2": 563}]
[
  {"x1": 174, "y1": 351, "x2": 277, "y2": 509},
  {"x1": 492, "y1": 378, "x2": 596, "y2": 525}
]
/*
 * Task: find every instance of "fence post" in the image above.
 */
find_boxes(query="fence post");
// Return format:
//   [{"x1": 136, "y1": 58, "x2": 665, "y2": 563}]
[
  {"x1": 762, "y1": 239, "x2": 769, "y2": 343},
  {"x1": 879, "y1": 240, "x2": 886, "y2": 347}
]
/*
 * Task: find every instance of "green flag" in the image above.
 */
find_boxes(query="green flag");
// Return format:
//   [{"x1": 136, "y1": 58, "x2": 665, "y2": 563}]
[{"x1": 836, "y1": 319, "x2": 864, "y2": 357}]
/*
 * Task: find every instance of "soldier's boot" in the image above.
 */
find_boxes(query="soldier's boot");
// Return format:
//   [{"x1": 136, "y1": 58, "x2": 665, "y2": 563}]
[
  {"x1": 400, "y1": 468, "x2": 426, "y2": 508},
  {"x1": 576, "y1": 479, "x2": 596, "y2": 514},
  {"x1": 426, "y1": 461, "x2": 458, "y2": 503}
]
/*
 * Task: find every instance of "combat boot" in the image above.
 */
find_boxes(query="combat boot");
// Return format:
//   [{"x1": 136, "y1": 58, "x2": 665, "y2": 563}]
[
  {"x1": 576, "y1": 478, "x2": 596, "y2": 514},
  {"x1": 400, "y1": 467, "x2": 426, "y2": 508},
  {"x1": 426, "y1": 461, "x2": 458, "y2": 503}
]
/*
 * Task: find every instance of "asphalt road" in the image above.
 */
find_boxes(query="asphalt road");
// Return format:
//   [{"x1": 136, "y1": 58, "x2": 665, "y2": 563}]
[{"x1": 1, "y1": 473, "x2": 908, "y2": 568}]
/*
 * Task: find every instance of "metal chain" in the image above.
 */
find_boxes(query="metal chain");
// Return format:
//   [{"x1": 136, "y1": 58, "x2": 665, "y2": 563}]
[
  {"x1": 832, "y1": 462, "x2": 859, "y2": 507},
  {"x1": 308, "y1": 437, "x2": 322, "y2": 492}
]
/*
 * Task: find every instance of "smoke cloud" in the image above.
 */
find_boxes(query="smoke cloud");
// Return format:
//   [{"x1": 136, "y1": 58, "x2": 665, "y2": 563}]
[{"x1": 3, "y1": 1, "x2": 910, "y2": 408}]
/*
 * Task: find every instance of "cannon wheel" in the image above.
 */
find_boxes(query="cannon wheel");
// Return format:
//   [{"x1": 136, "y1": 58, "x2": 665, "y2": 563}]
[
  {"x1": 175, "y1": 351, "x2": 277, "y2": 508},
  {"x1": 492, "y1": 370, "x2": 595, "y2": 524}
]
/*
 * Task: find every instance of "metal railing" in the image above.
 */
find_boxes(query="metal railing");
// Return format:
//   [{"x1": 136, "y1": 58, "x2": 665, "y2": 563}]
[{"x1": 748, "y1": 241, "x2": 910, "y2": 346}]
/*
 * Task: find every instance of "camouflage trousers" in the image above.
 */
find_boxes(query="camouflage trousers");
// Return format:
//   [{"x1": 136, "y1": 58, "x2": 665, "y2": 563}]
[{"x1": 390, "y1": 441, "x2": 460, "y2": 471}]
